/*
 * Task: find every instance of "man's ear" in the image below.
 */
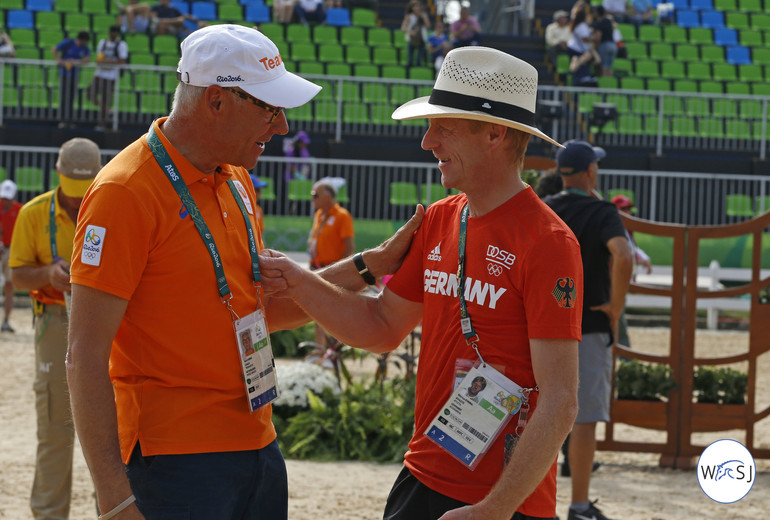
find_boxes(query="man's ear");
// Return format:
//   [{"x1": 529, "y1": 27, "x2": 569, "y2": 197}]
[
  {"x1": 204, "y1": 85, "x2": 225, "y2": 114},
  {"x1": 488, "y1": 123, "x2": 508, "y2": 149}
]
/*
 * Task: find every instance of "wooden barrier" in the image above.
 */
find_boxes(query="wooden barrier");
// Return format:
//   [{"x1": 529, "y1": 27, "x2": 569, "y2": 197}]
[{"x1": 598, "y1": 212, "x2": 770, "y2": 468}]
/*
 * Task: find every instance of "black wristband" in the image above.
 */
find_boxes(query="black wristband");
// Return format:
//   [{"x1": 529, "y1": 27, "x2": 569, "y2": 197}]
[{"x1": 352, "y1": 252, "x2": 377, "y2": 285}]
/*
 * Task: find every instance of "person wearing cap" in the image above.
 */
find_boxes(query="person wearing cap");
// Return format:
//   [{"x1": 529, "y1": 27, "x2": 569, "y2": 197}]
[
  {"x1": 611, "y1": 193, "x2": 651, "y2": 349},
  {"x1": 545, "y1": 9, "x2": 572, "y2": 68},
  {"x1": 0, "y1": 179, "x2": 22, "y2": 332},
  {"x1": 65, "y1": 24, "x2": 422, "y2": 520},
  {"x1": 87, "y1": 25, "x2": 129, "y2": 132},
  {"x1": 260, "y1": 46, "x2": 582, "y2": 520},
  {"x1": 52, "y1": 30, "x2": 92, "y2": 129},
  {"x1": 8, "y1": 137, "x2": 101, "y2": 519},
  {"x1": 250, "y1": 174, "x2": 270, "y2": 232},
  {"x1": 544, "y1": 140, "x2": 634, "y2": 520}
]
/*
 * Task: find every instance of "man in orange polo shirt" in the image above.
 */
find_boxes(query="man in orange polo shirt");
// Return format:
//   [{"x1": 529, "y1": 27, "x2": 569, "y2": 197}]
[
  {"x1": 66, "y1": 25, "x2": 421, "y2": 520},
  {"x1": 9, "y1": 137, "x2": 101, "y2": 519}
]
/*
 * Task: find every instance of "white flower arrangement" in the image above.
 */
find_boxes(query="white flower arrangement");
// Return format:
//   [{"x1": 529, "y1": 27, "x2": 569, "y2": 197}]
[{"x1": 273, "y1": 362, "x2": 341, "y2": 408}]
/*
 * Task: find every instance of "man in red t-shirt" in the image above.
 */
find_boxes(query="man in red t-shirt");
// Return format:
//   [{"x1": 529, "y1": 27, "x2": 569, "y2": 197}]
[
  {"x1": 0, "y1": 179, "x2": 22, "y2": 332},
  {"x1": 263, "y1": 47, "x2": 583, "y2": 520}
]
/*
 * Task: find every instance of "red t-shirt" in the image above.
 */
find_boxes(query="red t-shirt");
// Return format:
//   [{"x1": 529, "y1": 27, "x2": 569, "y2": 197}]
[
  {"x1": 0, "y1": 201, "x2": 22, "y2": 246},
  {"x1": 386, "y1": 187, "x2": 583, "y2": 517}
]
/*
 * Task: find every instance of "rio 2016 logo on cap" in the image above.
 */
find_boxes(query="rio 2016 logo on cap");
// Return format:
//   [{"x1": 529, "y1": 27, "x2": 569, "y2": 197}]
[{"x1": 697, "y1": 439, "x2": 755, "y2": 503}]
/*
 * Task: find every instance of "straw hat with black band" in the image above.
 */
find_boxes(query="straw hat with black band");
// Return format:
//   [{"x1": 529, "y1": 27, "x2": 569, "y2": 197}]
[{"x1": 392, "y1": 46, "x2": 563, "y2": 148}]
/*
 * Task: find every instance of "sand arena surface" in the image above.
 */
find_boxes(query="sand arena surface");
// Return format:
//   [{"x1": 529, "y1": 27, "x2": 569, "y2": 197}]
[{"x1": 1, "y1": 312, "x2": 768, "y2": 519}]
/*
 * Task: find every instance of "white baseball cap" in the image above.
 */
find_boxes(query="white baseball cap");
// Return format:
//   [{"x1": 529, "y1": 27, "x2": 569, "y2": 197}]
[
  {"x1": 177, "y1": 24, "x2": 321, "y2": 108},
  {"x1": 0, "y1": 179, "x2": 17, "y2": 200}
]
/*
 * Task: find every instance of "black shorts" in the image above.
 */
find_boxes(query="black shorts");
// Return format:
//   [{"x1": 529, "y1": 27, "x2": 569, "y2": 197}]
[{"x1": 383, "y1": 466, "x2": 557, "y2": 520}]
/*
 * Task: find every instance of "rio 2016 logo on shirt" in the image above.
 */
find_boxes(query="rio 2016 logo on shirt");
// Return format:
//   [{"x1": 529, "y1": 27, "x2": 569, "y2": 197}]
[
  {"x1": 697, "y1": 439, "x2": 755, "y2": 503},
  {"x1": 81, "y1": 225, "x2": 106, "y2": 267}
]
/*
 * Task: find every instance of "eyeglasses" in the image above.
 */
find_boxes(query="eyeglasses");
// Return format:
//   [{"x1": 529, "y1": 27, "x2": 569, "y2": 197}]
[
  {"x1": 224, "y1": 87, "x2": 283, "y2": 123},
  {"x1": 310, "y1": 191, "x2": 319, "y2": 198}
]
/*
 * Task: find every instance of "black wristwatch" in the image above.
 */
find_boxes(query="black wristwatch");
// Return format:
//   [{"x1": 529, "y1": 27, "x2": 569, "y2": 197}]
[{"x1": 352, "y1": 252, "x2": 377, "y2": 285}]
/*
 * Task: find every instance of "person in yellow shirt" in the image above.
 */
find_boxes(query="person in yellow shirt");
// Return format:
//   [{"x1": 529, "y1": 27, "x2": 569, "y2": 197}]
[{"x1": 9, "y1": 137, "x2": 101, "y2": 520}]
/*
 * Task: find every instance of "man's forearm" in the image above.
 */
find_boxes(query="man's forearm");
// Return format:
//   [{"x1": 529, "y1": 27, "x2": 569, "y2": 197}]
[{"x1": 10, "y1": 264, "x2": 53, "y2": 291}]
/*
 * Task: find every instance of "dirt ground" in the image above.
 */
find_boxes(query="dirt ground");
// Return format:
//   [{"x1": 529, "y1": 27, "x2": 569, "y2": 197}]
[{"x1": 1, "y1": 311, "x2": 768, "y2": 519}]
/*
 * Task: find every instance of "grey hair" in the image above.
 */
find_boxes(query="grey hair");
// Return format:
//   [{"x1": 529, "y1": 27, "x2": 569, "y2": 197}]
[{"x1": 171, "y1": 82, "x2": 208, "y2": 117}]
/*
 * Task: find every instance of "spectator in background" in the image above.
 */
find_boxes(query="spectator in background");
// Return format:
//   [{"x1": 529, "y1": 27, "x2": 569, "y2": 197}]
[
  {"x1": 545, "y1": 10, "x2": 571, "y2": 67},
  {"x1": 629, "y1": 0, "x2": 655, "y2": 26},
  {"x1": 567, "y1": 8, "x2": 600, "y2": 86},
  {"x1": 450, "y1": 6, "x2": 481, "y2": 48},
  {"x1": 250, "y1": 175, "x2": 269, "y2": 232},
  {"x1": 294, "y1": 0, "x2": 326, "y2": 25},
  {"x1": 116, "y1": 0, "x2": 151, "y2": 34},
  {"x1": 87, "y1": 25, "x2": 129, "y2": 132},
  {"x1": 427, "y1": 18, "x2": 451, "y2": 71},
  {"x1": 52, "y1": 31, "x2": 91, "y2": 129},
  {"x1": 10, "y1": 138, "x2": 101, "y2": 520},
  {"x1": 612, "y1": 194, "x2": 651, "y2": 349},
  {"x1": 0, "y1": 26, "x2": 16, "y2": 57},
  {"x1": 602, "y1": 0, "x2": 628, "y2": 23},
  {"x1": 567, "y1": 8, "x2": 593, "y2": 56},
  {"x1": 284, "y1": 130, "x2": 312, "y2": 182},
  {"x1": 151, "y1": 0, "x2": 197, "y2": 36},
  {"x1": 273, "y1": 0, "x2": 297, "y2": 23},
  {"x1": 307, "y1": 180, "x2": 355, "y2": 345},
  {"x1": 401, "y1": 0, "x2": 432, "y2": 68},
  {"x1": 592, "y1": 6, "x2": 616, "y2": 76},
  {"x1": 0, "y1": 179, "x2": 22, "y2": 333}
]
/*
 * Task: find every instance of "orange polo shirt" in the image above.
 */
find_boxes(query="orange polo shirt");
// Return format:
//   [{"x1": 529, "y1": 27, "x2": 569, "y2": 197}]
[
  {"x1": 70, "y1": 118, "x2": 274, "y2": 463},
  {"x1": 309, "y1": 203, "x2": 354, "y2": 267}
]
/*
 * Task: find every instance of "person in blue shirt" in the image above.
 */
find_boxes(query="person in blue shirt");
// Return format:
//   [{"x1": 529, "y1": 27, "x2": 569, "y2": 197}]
[
  {"x1": 52, "y1": 31, "x2": 91, "y2": 129},
  {"x1": 427, "y1": 19, "x2": 451, "y2": 71},
  {"x1": 629, "y1": 0, "x2": 655, "y2": 26}
]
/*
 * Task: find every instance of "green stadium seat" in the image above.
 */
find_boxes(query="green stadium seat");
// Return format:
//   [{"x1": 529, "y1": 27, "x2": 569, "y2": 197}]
[
  {"x1": 726, "y1": 194, "x2": 753, "y2": 217},
  {"x1": 36, "y1": 11, "x2": 61, "y2": 30},
  {"x1": 118, "y1": 91, "x2": 138, "y2": 112},
  {"x1": 639, "y1": 25, "x2": 662, "y2": 42},
  {"x1": 314, "y1": 101, "x2": 337, "y2": 122},
  {"x1": 726, "y1": 119, "x2": 750, "y2": 139},
  {"x1": 258, "y1": 178, "x2": 277, "y2": 201},
  {"x1": 714, "y1": 0, "x2": 737, "y2": 9},
  {"x1": 288, "y1": 179, "x2": 314, "y2": 201},
  {"x1": 604, "y1": 94, "x2": 630, "y2": 112},
  {"x1": 675, "y1": 43, "x2": 699, "y2": 62},
  {"x1": 313, "y1": 79, "x2": 334, "y2": 100},
  {"x1": 689, "y1": 27, "x2": 714, "y2": 45},
  {"x1": 646, "y1": 115, "x2": 667, "y2": 135},
  {"x1": 153, "y1": 34, "x2": 179, "y2": 55},
  {"x1": 259, "y1": 23, "x2": 285, "y2": 42},
  {"x1": 161, "y1": 70, "x2": 177, "y2": 93},
  {"x1": 342, "y1": 102, "x2": 369, "y2": 123},
  {"x1": 340, "y1": 26, "x2": 366, "y2": 46},
  {"x1": 738, "y1": 64, "x2": 763, "y2": 82},
  {"x1": 578, "y1": 92, "x2": 602, "y2": 113},
  {"x1": 286, "y1": 24, "x2": 311, "y2": 43},
  {"x1": 389, "y1": 84, "x2": 415, "y2": 104},
  {"x1": 685, "y1": 97, "x2": 710, "y2": 116},
  {"x1": 687, "y1": 62, "x2": 711, "y2": 80},
  {"x1": 367, "y1": 27, "x2": 391, "y2": 47},
  {"x1": 298, "y1": 61, "x2": 324, "y2": 74},
  {"x1": 55, "y1": 0, "x2": 80, "y2": 13},
  {"x1": 750, "y1": 13, "x2": 770, "y2": 31},
  {"x1": 351, "y1": 8, "x2": 377, "y2": 27},
  {"x1": 392, "y1": 29, "x2": 407, "y2": 48},
  {"x1": 38, "y1": 28, "x2": 64, "y2": 47},
  {"x1": 755, "y1": 196, "x2": 770, "y2": 214},
  {"x1": 353, "y1": 63, "x2": 379, "y2": 77},
  {"x1": 712, "y1": 98, "x2": 736, "y2": 117},
  {"x1": 409, "y1": 67, "x2": 433, "y2": 80},
  {"x1": 421, "y1": 184, "x2": 447, "y2": 205},
  {"x1": 373, "y1": 47, "x2": 398, "y2": 65},
  {"x1": 648, "y1": 78, "x2": 672, "y2": 91},
  {"x1": 673, "y1": 79, "x2": 698, "y2": 92},
  {"x1": 64, "y1": 12, "x2": 90, "y2": 32},
  {"x1": 389, "y1": 182, "x2": 419, "y2": 206},
  {"x1": 370, "y1": 103, "x2": 397, "y2": 125},
  {"x1": 738, "y1": 0, "x2": 762, "y2": 11},
  {"x1": 381, "y1": 65, "x2": 407, "y2": 79},
  {"x1": 218, "y1": 4, "x2": 244, "y2": 22},
  {"x1": 752, "y1": 47, "x2": 770, "y2": 65},
  {"x1": 125, "y1": 33, "x2": 151, "y2": 53},
  {"x1": 597, "y1": 76, "x2": 618, "y2": 89},
  {"x1": 726, "y1": 81, "x2": 750, "y2": 94},
  {"x1": 3, "y1": 86, "x2": 19, "y2": 108},
  {"x1": 699, "y1": 80, "x2": 724, "y2": 93},
  {"x1": 616, "y1": 114, "x2": 644, "y2": 134},
  {"x1": 616, "y1": 23, "x2": 636, "y2": 41},
  {"x1": 663, "y1": 25, "x2": 688, "y2": 43},
  {"x1": 726, "y1": 12, "x2": 750, "y2": 31},
  {"x1": 92, "y1": 13, "x2": 115, "y2": 33},
  {"x1": 632, "y1": 94, "x2": 656, "y2": 114},
  {"x1": 15, "y1": 166, "x2": 44, "y2": 193},
  {"x1": 82, "y1": 0, "x2": 109, "y2": 14},
  {"x1": 326, "y1": 62, "x2": 351, "y2": 76},
  {"x1": 157, "y1": 54, "x2": 179, "y2": 67},
  {"x1": 751, "y1": 83, "x2": 770, "y2": 95},
  {"x1": 739, "y1": 29, "x2": 763, "y2": 47},
  {"x1": 699, "y1": 117, "x2": 724, "y2": 138},
  {"x1": 634, "y1": 59, "x2": 659, "y2": 78},
  {"x1": 700, "y1": 45, "x2": 725, "y2": 62},
  {"x1": 345, "y1": 46, "x2": 370, "y2": 64},
  {"x1": 650, "y1": 43, "x2": 674, "y2": 60},
  {"x1": 290, "y1": 42, "x2": 316, "y2": 61},
  {"x1": 340, "y1": 81, "x2": 360, "y2": 101},
  {"x1": 130, "y1": 52, "x2": 156, "y2": 65},
  {"x1": 318, "y1": 43, "x2": 344, "y2": 62},
  {"x1": 9, "y1": 28, "x2": 36, "y2": 47},
  {"x1": 613, "y1": 57, "x2": 633, "y2": 76},
  {"x1": 669, "y1": 116, "x2": 697, "y2": 136},
  {"x1": 620, "y1": 77, "x2": 645, "y2": 90},
  {"x1": 362, "y1": 83, "x2": 388, "y2": 103},
  {"x1": 17, "y1": 65, "x2": 45, "y2": 86},
  {"x1": 623, "y1": 42, "x2": 647, "y2": 59},
  {"x1": 313, "y1": 25, "x2": 338, "y2": 44},
  {"x1": 739, "y1": 99, "x2": 762, "y2": 118},
  {"x1": 15, "y1": 47, "x2": 41, "y2": 59},
  {"x1": 662, "y1": 61, "x2": 685, "y2": 79},
  {"x1": 662, "y1": 96, "x2": 683, "y2": 115},
  {"x1": 712, "y1": 63, "x2": 737, "y2": 81}
]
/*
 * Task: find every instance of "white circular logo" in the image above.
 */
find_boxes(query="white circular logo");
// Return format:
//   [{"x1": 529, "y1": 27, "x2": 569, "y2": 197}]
[{"x1": 697, "y1": 439, "x2": 755, "y2": 503}]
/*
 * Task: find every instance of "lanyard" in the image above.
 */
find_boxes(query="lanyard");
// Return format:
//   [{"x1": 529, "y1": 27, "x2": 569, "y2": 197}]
[
  {"x1": 146, "y1": 125, "x2": 261, "y2": 305},
  {"x1": 49, "y1": 193, "x2": 58, "y2": 260},
  {"x1": 457, "y1": 204, "x2": 485, "y2": 364},
  {"x1": 563, "y1": 187, "x2": 589, "y2": 197}
]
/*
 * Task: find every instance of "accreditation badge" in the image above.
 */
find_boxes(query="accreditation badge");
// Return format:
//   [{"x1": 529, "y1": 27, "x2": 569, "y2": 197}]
[
  {"x1": 234, "y1": 309, "x2": 279, "y2": 412},
  {"x1": 425, "y1": 364, "x2": 525, "y2": 470}
]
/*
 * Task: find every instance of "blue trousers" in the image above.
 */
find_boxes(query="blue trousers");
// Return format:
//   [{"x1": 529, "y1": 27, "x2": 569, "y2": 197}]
[{"x1": 126, "y1": 440, "x2": 288, "y2": 519}]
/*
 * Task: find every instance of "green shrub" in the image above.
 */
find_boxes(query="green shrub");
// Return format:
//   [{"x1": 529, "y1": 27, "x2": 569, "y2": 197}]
[
  {"x1": 270, "y1": 323, "x2": 315, "y2": 358},
  {"x1": 276, "y1": 377, "x2": 416, "y2": 463},
  {"x1": 693, "y1": 366, "x2": 747, "y2": 404},
  {"x1": 615, "y1": 360, "x2": 676, "y2": 401}
]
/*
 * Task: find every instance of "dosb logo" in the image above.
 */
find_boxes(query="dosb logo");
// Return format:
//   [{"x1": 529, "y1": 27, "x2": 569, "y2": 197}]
[{"x1": 697, "y1": 439, "x2": 755, "y2": 503}]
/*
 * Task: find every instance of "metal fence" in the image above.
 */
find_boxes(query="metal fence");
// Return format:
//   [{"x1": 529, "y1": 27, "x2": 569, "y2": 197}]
[
  {"x1": 2, "y1": 59, "x2": 769, "y2": 158},
  {"x1": 3, "y1": 144, "x2": 770, "y2": 227}
]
